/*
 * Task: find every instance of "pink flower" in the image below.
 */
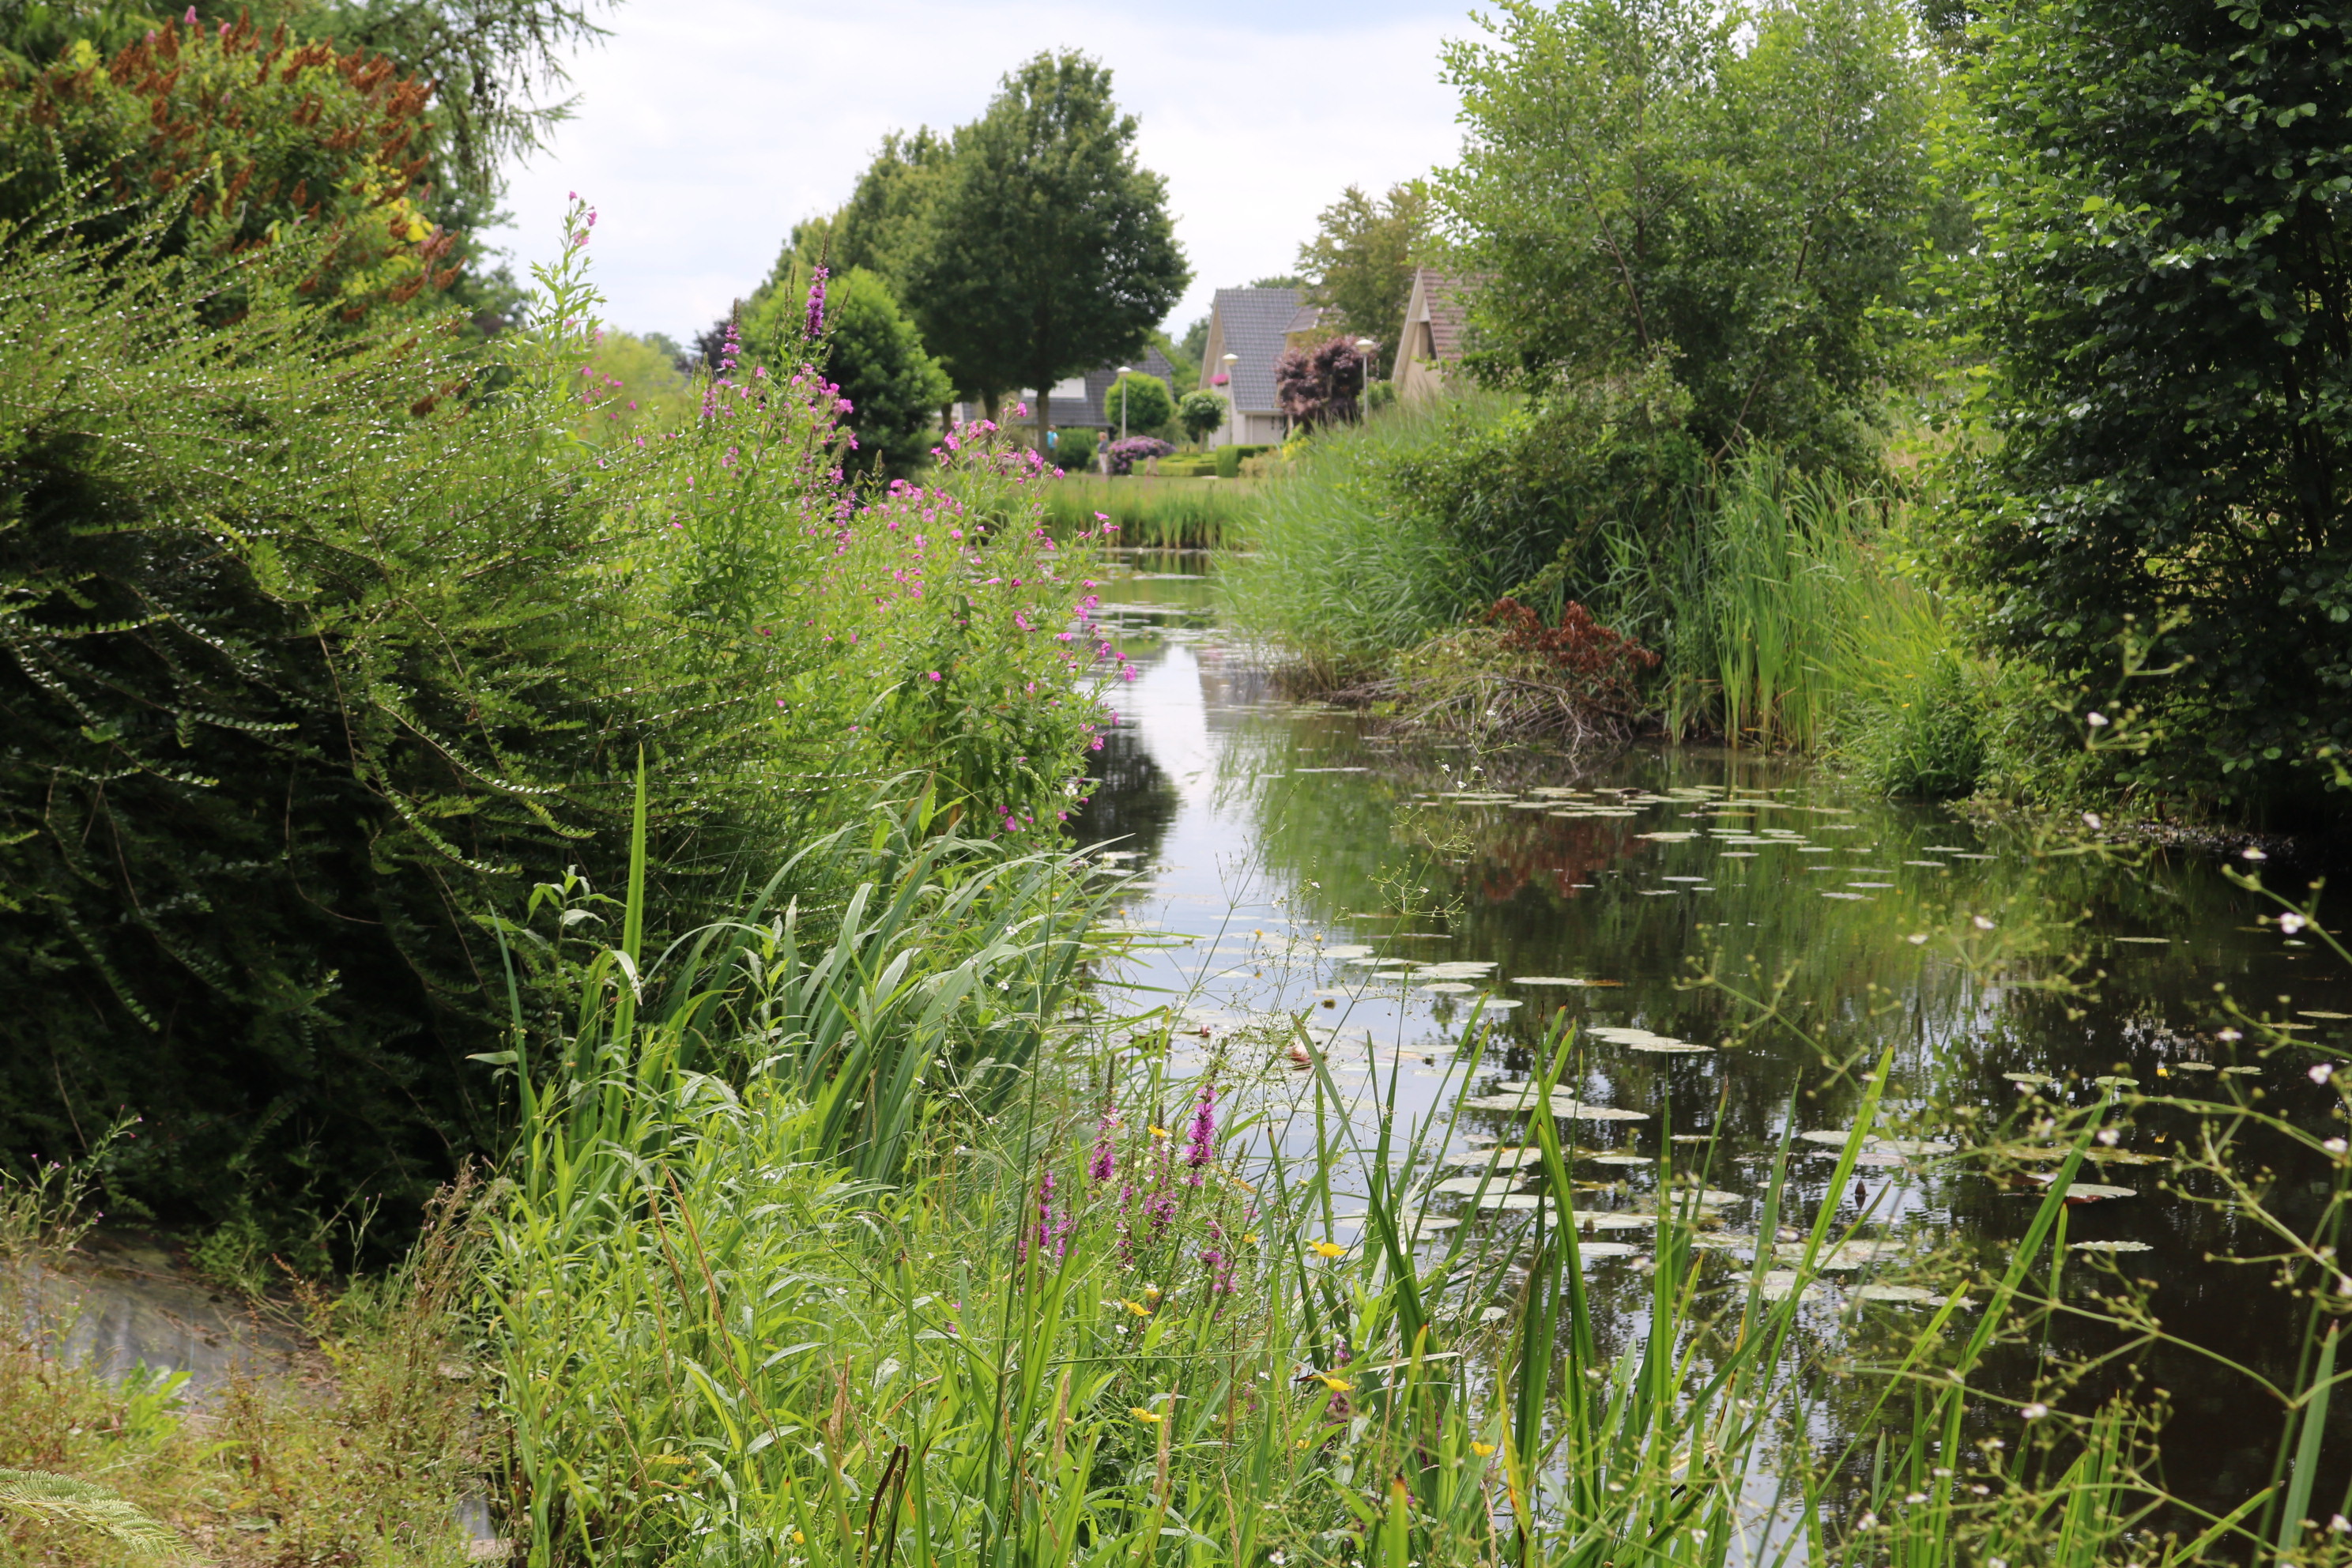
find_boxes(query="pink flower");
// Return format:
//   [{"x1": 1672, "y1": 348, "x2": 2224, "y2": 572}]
[{"x1": 927, "y1": 671, "x2": 943, "y2": 681}]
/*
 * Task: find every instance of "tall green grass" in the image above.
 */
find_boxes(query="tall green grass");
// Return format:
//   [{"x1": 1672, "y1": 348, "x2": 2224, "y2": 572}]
[
  {"x1": 1040, "y1": 475, "x2": 1256, "y2": 549},
  {"x1": 1587, "y1": 451, "x2": 1962, "y2": 757},
  {"x1": 1218, "y1": 398, "x2": 1517, "y2": 682}
]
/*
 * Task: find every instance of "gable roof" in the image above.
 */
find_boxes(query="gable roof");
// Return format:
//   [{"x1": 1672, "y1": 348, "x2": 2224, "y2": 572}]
[
  {"x1": 1204, "y1": 287, "x2": 1302, "y2": 414},
  {"x1": 1404, "y1": 266, "x2": 1473, "y2": 361}
]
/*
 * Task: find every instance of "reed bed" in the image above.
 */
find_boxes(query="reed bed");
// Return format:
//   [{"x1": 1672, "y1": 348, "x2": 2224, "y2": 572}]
[{"x1": 1041, "y1": 475, "x2": 1256, "y2": 549}]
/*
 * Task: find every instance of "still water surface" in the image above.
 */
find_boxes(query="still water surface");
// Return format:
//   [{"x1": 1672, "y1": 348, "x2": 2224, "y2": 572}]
[{"x1": 1071, "y1": 549, "x2": 2352, "y2": 1519}]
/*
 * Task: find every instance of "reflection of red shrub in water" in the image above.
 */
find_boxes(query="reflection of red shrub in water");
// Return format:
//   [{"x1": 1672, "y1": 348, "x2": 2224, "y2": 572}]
[{"x1": 1483, "y1": 598, "x2": 1660, "y2": 714}]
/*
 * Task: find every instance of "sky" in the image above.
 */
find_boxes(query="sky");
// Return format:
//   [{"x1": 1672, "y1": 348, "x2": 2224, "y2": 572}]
[{"x1": 481, "y1": 0, "x2": 1479, "y2": 353}]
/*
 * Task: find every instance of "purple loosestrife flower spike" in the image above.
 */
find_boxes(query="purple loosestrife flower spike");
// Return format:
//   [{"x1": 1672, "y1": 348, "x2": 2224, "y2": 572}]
[
  {"x1": 805, "y1": 265, "x2": 829, "y2": 339},
  {"x1": 1185, "y1": 1083, "x2": 1216, "y2": 1170},
  {"x1": 1090, "y1": 1110, "x2": 1117, "y2": 1181}
]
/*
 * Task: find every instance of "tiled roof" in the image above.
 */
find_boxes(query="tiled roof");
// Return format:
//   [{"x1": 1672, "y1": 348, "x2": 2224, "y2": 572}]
[
  {"x1": 1048, "y1": 345, "x2": 1178, "y2": 428},
  {"x1": 1284, "y1": 302, "x2": 1330, "y2": 336},
  {"x1": 1209, "y1": 287, "x2": 1302, "y2": 414},
  {"x1": 1412, "y1": 267, "x2": 1474, "y2": 360}
]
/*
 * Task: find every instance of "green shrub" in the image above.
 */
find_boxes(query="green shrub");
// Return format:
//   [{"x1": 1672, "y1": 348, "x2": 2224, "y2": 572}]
[
  {"x1": 1054, "y1": 426, "x2": 1097, "y2": 471},
  {"x1": 743, "y1": 265, "x2": 949, "y2": 479},
  {"x1": 0, "y1": 198, "x2": 1113, "y2": 1249},
  {"x1": 1221, "y1": 376, "x2": 1703, "y2": 683},
  {"x1": 1215, "y1": 442, "x2": 1272, "y2": 479}
]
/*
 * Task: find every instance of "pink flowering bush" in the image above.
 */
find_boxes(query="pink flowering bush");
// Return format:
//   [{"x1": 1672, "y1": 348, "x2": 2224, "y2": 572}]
[{"x1": 545, "y1": 204, "x2": 1122, "y2": 837}]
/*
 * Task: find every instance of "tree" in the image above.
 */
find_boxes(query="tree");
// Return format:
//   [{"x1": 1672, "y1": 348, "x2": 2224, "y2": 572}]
[
  {"x1": 1250, "y1": 274, "x2": 1305, "y2": 290},
  {"x1": 1296, "y1": 181, "x2": 1431, "y2": 376},
  {"x1": 910, "y1": 51, "x2": 1189, "y2": 447},
  {"x1": 1947, "y1": 0, "x2": 2352, "y2": 815},
  {"x1": 1275, "y1": 337, "x2": 1368, "y2": 431},
  {"x1": 1434, "y1": 0, "x2": 1944, "y2": 471},
  {"x1": 1173, "y1": 314, "x2": 1210, "y2": 372},
  {"x1": 1177, "y1": 390, "x2": 1227, "y2": 447},
  {"x1": 1103, "y1": 372, "x2": 1174, "y2": 439}
]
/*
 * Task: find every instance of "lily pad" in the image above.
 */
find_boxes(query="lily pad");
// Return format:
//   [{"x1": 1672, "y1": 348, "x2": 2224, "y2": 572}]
[
  {"x1": 1852, "y1": 1284, "x2": 1939, "y2": 1305},
  {"x1": 1573, "y1": 1242, "x2": 1642, "y2": 1259},
  {"x1": 1777, "y1": 1240, "x2": 1906, "y2": 1270},
  {"x1": 1758, "y1": 1270, "x2": 1826, "y2": 1302},
  {"x1": 1585, "y1": 1153, "x2": 1651, "y2": 1166},
  {"x1": 2032, "y1": 1178, "x2": 2137, "y2": 1202},
  {"x1": 1476, "y1": 1193, "x2": 1557, "y2": 1212},
  {"x1": 1319, "y1": 944, "x2": 1377, "y2": 959},
  {"x1": 2070, "y1": 1239, "x2": 2154, "y2": 1253},
  {"x1": 1416, "y1": 982, "x2": 1479, "y2": 995},
  {"x1": 1444, "y1": 1147, "x2": 1547, "y2": 1170},
  {"x1": 1573, "y1": 1211, "x2": 1658, "y2": 1231},
  {"x1": 1429, "y1": 1174, "x2": 1518, "y2": 1197},
  {"x1": 2113, "y1": 937, "x2": 2171, "y2": 945},
  {"x1": 2004, "y1": 1072, "x2": 2057, "y2": 1087},
  {"x1": 2299, "y1": 1010, "x2": 2352, "y2": 1021},
  {"x1": 1513, "y1": 976, "x2": 1594, "y2": 986}
]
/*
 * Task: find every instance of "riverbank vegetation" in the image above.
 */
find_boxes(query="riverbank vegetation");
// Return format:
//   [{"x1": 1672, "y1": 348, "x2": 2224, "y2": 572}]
[
  {"x1": 1224, "y1": 0, "x2": 2352, "y2": 833},
  {"x1": 6, "y1": 0, "x2": 2352, "y2": 1562}
]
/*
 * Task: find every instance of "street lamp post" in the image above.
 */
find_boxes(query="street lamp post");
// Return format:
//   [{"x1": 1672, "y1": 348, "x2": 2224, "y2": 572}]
[
  {"x1": 1355, "y1": 337, "x2": 1378, "y2": 421},
  {"x1": 1220, "y1": 352, "x2": 1239, "y2": 447},
  {"x1": 1116, "y1": 365, "x2": 1133, "y2": 450}
]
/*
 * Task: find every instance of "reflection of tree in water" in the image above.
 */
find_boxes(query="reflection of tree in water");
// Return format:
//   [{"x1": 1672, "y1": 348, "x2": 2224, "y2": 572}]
[{"x1": 1065, "y1": 726, "x2": 1178, "y2": 860}]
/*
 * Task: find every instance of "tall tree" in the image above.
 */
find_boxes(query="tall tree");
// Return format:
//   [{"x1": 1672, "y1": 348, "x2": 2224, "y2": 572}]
[
  {"x1": 1296, "y1": 180, "x2": 1431, "y2": 376},
  {"x1": 1948, "y1": 0, "x2": 2352, "y2": 815},
  {"x1": 1434, "y1": 0, "x2": 1944, "y2": 470},
  {"x1": 910, "y1": 51, "x2": 1189, "y2": 447}
]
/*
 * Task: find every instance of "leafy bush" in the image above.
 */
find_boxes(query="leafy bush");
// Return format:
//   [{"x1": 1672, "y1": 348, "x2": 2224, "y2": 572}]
[
  {"x1": 1053, "y1": 425, "x2": 1096, "y2": 470},
  {"x1": 1102, "y1": 372, "x2": 1174, "y2": 437},
  {"x1": 744, "y1": 265, "x2": 949, "y2": 479},
  {"x1": 1103, "y1": 435, "x2": 1174, "y2": 476},
  {"x1": 0, "y1": 199, "x2": 1115, "y2": 1247},
  {"x1": 1215, "y1": 443, "x2": 1272, "y2": 480}
]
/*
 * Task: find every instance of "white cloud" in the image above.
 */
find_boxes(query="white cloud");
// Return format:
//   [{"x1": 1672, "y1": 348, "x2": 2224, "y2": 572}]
[{"x1": 482, "y1": 0, "x2": 1473, "y2": 345}]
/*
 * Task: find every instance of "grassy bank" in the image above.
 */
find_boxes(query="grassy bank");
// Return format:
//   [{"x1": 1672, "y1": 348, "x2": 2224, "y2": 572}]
[
  {"x1": 1042, "y1": 473, "x2": 1257, "y2": 549},
  {"x1": 1219, "y1": 404, "x2": 1982, "y2": 795}
]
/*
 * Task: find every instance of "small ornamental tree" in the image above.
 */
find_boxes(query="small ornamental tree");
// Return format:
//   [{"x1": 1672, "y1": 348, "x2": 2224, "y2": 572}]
[
  {"x1": 1102, "y1": 373, "x2": 1174, "y2": 439},
  {"x1": 1177, "y1": 390, "x2": 1227, "y2": 447},
  {"x1": 1274, "y1": 337, "x2": 1367, "y2": 431},
  {"x1": 745, "y1": 264, "x2": 951, "y2": 478}
]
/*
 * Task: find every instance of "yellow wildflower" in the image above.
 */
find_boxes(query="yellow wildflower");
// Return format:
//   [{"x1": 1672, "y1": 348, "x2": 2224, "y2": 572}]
[
  {"x1": 1310, "y1": 1241, "x2": 1347, "y2": 1261},
  {"x1": 1317, "y1": 1374, "x2": 1354, "y2": 1394},
  {"x1": 1130, "y1": 1407, "x2": 1164, "y2": 1424},
  {"x1": 1149, "y1": 1125, "x2": 1170, "y2": 1139},
  {"x1": 1121, "y1": 1298, "x2": 1153, "y2": 1317},
  {"x1": 1471, "y1": 1442, "x2": 1497, "y2": 1457},
  {"x1": 1243, "y1": 1232, "x2": 1261, "y2": 1246}
]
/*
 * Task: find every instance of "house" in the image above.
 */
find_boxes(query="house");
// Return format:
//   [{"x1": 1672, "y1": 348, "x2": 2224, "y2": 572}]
[
  {"x1": 944, "y1": 346, "x2": 1179, "y2": 437},
  {"x1": 1045, "y1": 346, "x2": 1179, "y2": 434},
  {"x1": 1283, "y1": 300, "x2": 1344, "y2": 352},
  {"x1": 1197, "y1": 286, "x2": 1301, "y2": 447},
  {"x1": 1393, "y1": 267, "x2": 1475, "y2": 405}
]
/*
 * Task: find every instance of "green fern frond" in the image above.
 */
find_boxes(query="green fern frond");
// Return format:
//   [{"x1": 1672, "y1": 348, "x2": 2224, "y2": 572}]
[{"x1": 0, "y1": 1468, "x2": 179, "y2": 1555}]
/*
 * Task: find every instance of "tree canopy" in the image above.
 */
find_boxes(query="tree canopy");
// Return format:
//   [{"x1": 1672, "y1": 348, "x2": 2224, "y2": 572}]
[
  {"x1": 1434, "y1": 0, "x2": 1945, "y2": 471},
  {"x1": 1295, "y1": 180, "x2": 1432, "y2": 377},
  {"x1": 1947, "y1": 0, "x2": 2352, "y2": 815},
  {"x1": 908, "y1": 51, "x2": 1189, "y2": 445}
]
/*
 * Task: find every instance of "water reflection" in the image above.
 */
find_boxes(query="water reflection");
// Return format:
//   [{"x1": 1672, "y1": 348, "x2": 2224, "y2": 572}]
[{"x1": 1070, "y1": 548, "x2": 2352, "y2": 1519}]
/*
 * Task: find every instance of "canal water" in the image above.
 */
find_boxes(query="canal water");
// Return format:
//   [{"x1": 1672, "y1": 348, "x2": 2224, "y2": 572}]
[{"x1": 1072, "y1": 548, "x2": 2352, "y2": 1523}]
